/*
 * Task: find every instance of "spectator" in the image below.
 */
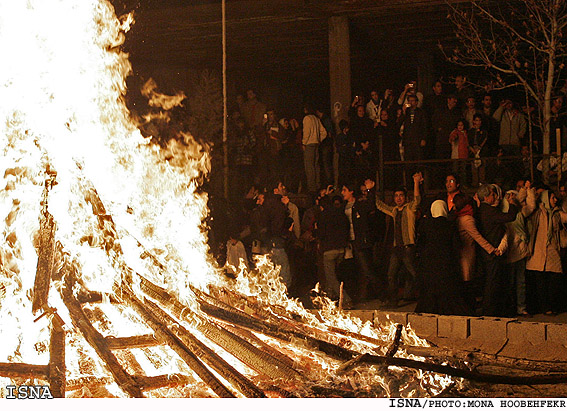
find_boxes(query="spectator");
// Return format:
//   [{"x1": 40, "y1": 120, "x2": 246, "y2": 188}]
[
  {"x1": 449, "y1": 119, "x2": 469, "y2": 164},
  {"x1": 302, "y1": 103, "x2": 327, "y2": 192},
  {"x1": 432, "y1": 95, "x2": 461, "y2": 160},
  {"x1": 476, "y1": 184, "x2": 518, "y2": 317},
  {"x1": 336, "y1": 119, "x2": 356, "y2": 186},
  {"x1": 264, "y1": 108, "x2": 283, "y2": 181},
  {"x1": 480, "y1": 94, "x2": 499, "y2": 155},
  {"x1": 226, "y1": 233, "x2": 249, "y2": 273},
  {"x1": 454, "y1": 74, "x2": 474, "y2": 109},
  {"x1": 423, "y1": 80, "x2": 446, "y2": 120},
  {"x1": 493, "y1": 99, "x2": 527, "y2": 156},
  {"x1": 341, "y1": 182, "x2": 379, "y2": 302},
  {"x1": 366, "y1": 89, "x2": 382, "y2": 123},
  {"x1": 375, "y1": 172, "x2": 423, "y2": 307},
  {"x1": 230, "y1": 117, "x2": 256, "y2": 198},
  {"x1": 415, "y1": 200, "x2": 472, "y2": 316},
  {"x1": 397, "y1": 80, "x2": 424, "y2": 108},
  {"x1": 525, "y1": 190, "x2": 567, "y2": 315},
  {"x1": 316, "y1": 107, "x2": 335, "y2": 187},
  {"x1": 463, "y1": 97, "x2": 480, "y2": 129},
  {"x1": 443, "y1": 173, "x2": 463, "y2": 212},
  {"x1": 468, "y1": 114, "x2": 489, "y2": 187},
  {"x1": 241, "y1": 88, "x2": 267, "y2": 131},
  {"x1": 400, "y1": 94, "x2": 428, "y2": 162},
  {"x1": 316, "y1": 195, "x2": 352, "y2": 305},
  {"x1": 502, "y1": 183, "x2": 536, "y2": 316},
  {"x1": 349, "y1": 104, "x2": 374, "y2": 146},
  {"x1": 269, "y1": 216, "x2": 294, "y2": 288},
  {"x1": 453, "y1": 193, "x2": 496, "y2": 310}
]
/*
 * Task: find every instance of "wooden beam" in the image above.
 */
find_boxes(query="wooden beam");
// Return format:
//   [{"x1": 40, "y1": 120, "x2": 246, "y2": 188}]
[
  {"x1": 48, "y1": 314, "x2": 66, "y2": 398},
  {"x1": 106, "y1": 335, "x2": 160, "y2": 350},
  {"x1": 0, "y1": 363, "x2": 48, "y2": 378}
]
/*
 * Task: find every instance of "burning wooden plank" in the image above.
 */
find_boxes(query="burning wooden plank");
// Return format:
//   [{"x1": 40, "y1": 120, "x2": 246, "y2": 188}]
[
  {"x1": 48, "y1": 313, "x2": 66, "y2": 398},
  {"x1": 0, "y1": 363, "x2": 48, "y2": 379},
  {"x1": 32, "y1": 175, "x2": 57, "y2": 314}
]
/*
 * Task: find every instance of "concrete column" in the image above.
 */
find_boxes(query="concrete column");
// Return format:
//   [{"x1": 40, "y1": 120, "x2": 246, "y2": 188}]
[
  {"x1": 328, "y1": 16, "x2": 351, "y2": 130},
  {"x1": 417, "y1": 51, "x2": 435, "y2": 97}
]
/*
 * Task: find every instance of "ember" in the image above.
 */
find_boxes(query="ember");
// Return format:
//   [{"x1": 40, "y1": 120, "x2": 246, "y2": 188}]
[{"x1": 2, "y1": 0, "x2": 566, "y2": 400}]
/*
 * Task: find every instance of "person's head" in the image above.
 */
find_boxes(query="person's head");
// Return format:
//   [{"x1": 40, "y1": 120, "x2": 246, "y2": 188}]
[
  {"x1": 433, "y1": 81, "x2": 443, "y2": 95},
  {"x1": 431, "y1": 200, "x2": 449, "y2": 218},
  {"x1": 455, "y1": 75, "x2": 467, "y2": 89},
  {"x1": 370, "y1": 90, "x2": 379, "y2": 102},
  {"x1": 553, "y1": 96, "x2": 564, "y2": 110},
  {"x1": 559, "y1": 185, "x2": 567, "y2": 199},
  {"x1": 341, "y1": 184, "x2": 356, "y2": 202},
  {"x1": 393, "y1": 187, "x2": 407, "y2": 207},
  {"x1": 267, "y1": 109, "x2": 276, "y2": 122},
  {"x1": 332, "y1": 194, "x2": 343, "y2": 208},
  {"x1": 246, "y1": 89, "x2": 257, "y2": 101},
  {"x1": 477, "y1": 184, "x2": 495, "y2": 205},
  {"x1": 445, "y1": 174, "x2": 460, "y2": 194},
  {"x1": 516, "y1": 180, "x2": 525, "y2": 191},
  {"x1": 379, "y1": 109, "x2": 389, "y2": 122},
  {"x1": 407, "y1": 94, "x2": 418, "y2": 109},
  {"x1": 356, "y1": 105, "x2": 366, "y2": 117},
  {"x1": 318, "y1": 195, "x2": 332, "y2": 211},
  {"x1": 280, "y1": 118, "x2": 290, "y2": 129},
  {"x1": 456, "y1": 120, "x2": 466, "y2": 131},
  {"x1": 466, "y1": 97, "x2": 476, "y2": 110},
  {"x1": 339, "y1": 119, "x2": 349, "y2": 134},
  {"x1": 472, "y1": 114, "x2": 483, "y2": 129},
  {"x1": 447, "y1": 95, "x2": 457, "y2": 109},
  {"x1": 452, "y1": 193, "x2": 470, "y2": 212},
  {"x1": 315, "y1": 108, "x2": 325, "y2": 119},
  {"x1": 482, "y1": 94, "x2": 492, "y2": 108}
]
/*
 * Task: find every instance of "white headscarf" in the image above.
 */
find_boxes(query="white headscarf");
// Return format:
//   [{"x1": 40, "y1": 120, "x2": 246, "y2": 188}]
[{"x1": 431, "y1": 200, "x2": 448, "y2": 218}]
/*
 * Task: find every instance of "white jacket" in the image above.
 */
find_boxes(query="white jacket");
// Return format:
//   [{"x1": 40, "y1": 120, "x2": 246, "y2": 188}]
[{"x1": 302, "y1": 114, "x2": 327, "y2": 145}]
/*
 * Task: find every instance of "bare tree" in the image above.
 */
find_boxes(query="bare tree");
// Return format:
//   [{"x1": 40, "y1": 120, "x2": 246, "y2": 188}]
[{"x1": 442, "y1": 0, "x2": 567, "y2": 180}]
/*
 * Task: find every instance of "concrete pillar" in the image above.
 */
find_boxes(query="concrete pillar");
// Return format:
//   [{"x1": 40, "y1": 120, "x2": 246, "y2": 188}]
[
  {"x1": 417, "y1": 51, "x2": 435, "y2": 97},
  {"x1": 328, "y1": 16, "x2": 351, "y2": 130}
]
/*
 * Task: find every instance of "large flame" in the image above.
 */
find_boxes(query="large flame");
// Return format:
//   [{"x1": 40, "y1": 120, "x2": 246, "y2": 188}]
[{"x1": 0, "y1": 0, "x2": 457, "y2": 398}]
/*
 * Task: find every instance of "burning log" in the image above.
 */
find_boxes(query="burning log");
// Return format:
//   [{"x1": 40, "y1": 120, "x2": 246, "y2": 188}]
[
  {"x1": 0, "y1": 363, "x2": 48, "y2": 379},
  {"x1": 337, "y1": 353, "x2": 567, "y2": 385},
  {"x1": 48, "y1": 313, "x2": 66, "y2": 398},
  {"x1": 32, "y1": 175, "x2": 57, "y2": 313},
  {"x1": 106, "y1": 335, "x2": 160, "y2": 350},
  {"x1": 120, "y1": 286, "x2": 237, "y2": 398},
  {"x1": 60, "y1": 264, "x2": 145, "y2": 398},
  {"x1": 138, "y1": 297, "x2": 267, "y2": 398}
]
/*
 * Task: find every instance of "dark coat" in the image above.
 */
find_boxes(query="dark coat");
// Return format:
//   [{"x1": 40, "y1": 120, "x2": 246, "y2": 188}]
[
  {"x1": 415, "y1": 217, "x2": 472, "y2": 316},
  {"x1": 400, "y1": 107, "x2": 428, "y2": 160},
  {"x1": 477, "y1": 202, "x2": 518, "y2": 249},
  {"x1": 317, "y1": 206, "x2": 350, "y2": 252},
  {"x1": 350, "y1": 198, "x2": 377, "y2": 251}
]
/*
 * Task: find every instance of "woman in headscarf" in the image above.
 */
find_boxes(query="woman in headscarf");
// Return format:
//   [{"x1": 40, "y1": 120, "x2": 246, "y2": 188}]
[
  {"x1": 415, "y1": 200, "x2": 472, "y2": 315},
  {"x1": 525, "y1": 190, "x2": 567, "y2": 315}
]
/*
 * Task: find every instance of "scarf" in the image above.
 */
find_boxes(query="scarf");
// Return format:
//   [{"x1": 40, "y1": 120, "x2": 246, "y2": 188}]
[{"x1": 431, "y1": 200, "x2": 449, "y2": 218}]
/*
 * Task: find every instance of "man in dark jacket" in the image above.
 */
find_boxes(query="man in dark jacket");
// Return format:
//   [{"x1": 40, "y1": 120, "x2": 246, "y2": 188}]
[
  {"x1": 316, "y1": 195, "x2": 351, "y2": 303},
  {"x1": 400, "y1": 94, "x2": 428, "y2": 161},
  {"x1": 342, "y1": 183, "x2": 378, "y2": 301},
  {"x1": 476, "y1": 184, "x2": 518, "y2": 316}
]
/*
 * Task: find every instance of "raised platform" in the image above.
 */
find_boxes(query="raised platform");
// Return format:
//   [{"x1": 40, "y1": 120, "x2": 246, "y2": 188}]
[{"x1": 348, "y1": 309, "x2": 567, "y2": 363}]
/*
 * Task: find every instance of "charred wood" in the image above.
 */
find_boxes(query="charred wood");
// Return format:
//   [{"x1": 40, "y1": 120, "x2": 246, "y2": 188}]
[
  {"x1": 338, "y1": 353, "x2": 567, "y2": 385},
  {"x1": 0, "y1": 363, "x2": 48, "y2": 378},
  {"x1": 106, "y1": 335, "x2": 160, "y2": 350},
  {"x1": 48, "y1": 314, "x2": 66, "y2": 398}
]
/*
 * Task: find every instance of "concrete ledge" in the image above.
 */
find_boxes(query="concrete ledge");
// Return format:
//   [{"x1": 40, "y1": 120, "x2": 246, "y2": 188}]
[
  {"x1": 407, "y1": 313, "x2": 438, "y2": 337},
  {"x1": 438, "y1": 315, "x2": 470, "y2": 339},
  {"x1": 507, "y1": 321, "x2": 546, "y2": 345},
  {"x1": 546, "y1": 323, "x2": 567, "y2": 346},
  {"x1": 469, "y1": 316, "x2": 511, "y2": 342}
]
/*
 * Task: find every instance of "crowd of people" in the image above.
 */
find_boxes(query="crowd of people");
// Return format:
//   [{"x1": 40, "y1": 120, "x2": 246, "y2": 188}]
[{"x1": 219, "y1": 77, "x2": 567, "y2": 318}]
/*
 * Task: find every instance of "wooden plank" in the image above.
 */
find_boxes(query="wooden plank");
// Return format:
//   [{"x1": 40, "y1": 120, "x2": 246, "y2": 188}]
[
  {"x1": 0, "y1": 363, "x2": 48, "y2": 378},
  {"x1": 48, "y1": 314, "x2": 66, "y2": 398},
  {"x1": 106, "y1": 335, "x2": 160, "y2": 350},
  {"x1": 32, "y1": 181, "x2": 56, "y2": 313},
  {"x1": 60, "y1": 264, "x2": 145, "y2": 398}
]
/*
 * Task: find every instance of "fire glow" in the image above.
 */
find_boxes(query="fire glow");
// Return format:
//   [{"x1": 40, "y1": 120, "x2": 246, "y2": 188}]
[{"x1": 0, "y1": 0, "x2": 456, "y2": 398}]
